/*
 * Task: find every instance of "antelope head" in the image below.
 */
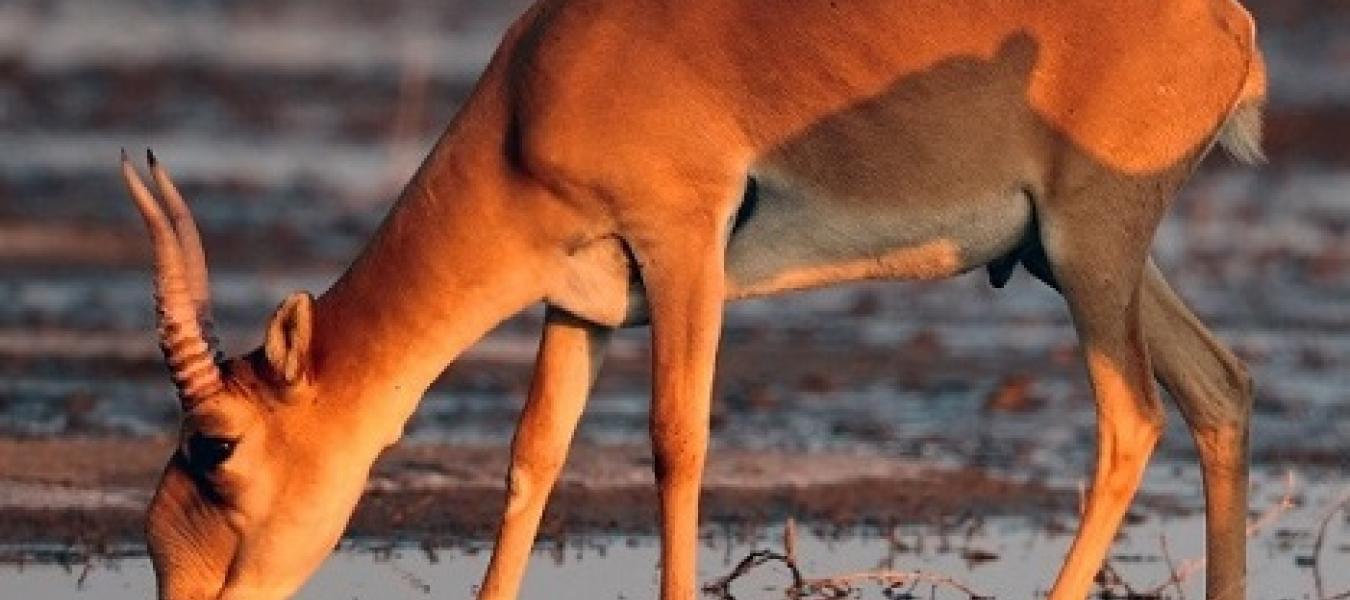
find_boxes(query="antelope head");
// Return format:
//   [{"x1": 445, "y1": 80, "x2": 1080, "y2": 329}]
[{"x1": 122, "y1": 151, "x2": 380, "y2": 600}]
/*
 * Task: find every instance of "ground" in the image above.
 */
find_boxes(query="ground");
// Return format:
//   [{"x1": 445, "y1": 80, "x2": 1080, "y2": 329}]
[{"x1": 0, "y1": 1, "x2": 1347, "y2": 598}]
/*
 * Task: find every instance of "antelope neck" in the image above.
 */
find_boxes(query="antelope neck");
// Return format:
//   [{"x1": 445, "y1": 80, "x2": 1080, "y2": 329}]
[{"x1": 309, "y1": 144, "x2": 549, "y2": 418}]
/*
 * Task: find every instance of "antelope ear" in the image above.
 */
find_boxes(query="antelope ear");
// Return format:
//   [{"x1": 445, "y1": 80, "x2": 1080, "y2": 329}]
[{"x1": 264, "y1": 292, "x2": 314, "y2": 385}]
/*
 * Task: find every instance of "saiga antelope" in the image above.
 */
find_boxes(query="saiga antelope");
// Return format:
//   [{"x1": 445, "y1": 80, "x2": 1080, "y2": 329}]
[{"x1": 121, "y1": 1, "x2": 1266, "y2": 598}]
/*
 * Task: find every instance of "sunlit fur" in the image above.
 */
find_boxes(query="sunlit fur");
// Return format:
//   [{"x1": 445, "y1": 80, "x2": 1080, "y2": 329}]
[{"x1": 131, "y1": 1, "x2": 1266, "y2": 599}]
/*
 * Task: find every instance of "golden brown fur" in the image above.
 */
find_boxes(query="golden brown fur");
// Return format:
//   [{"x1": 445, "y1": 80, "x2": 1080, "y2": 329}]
[{"x1": 126, "y1": 1, "x2": 1265, "y2": 599}]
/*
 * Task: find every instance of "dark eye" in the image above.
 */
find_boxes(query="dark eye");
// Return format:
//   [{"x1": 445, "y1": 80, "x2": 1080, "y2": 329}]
[{"x1": 185, "y1": 434, "x2": 237, "y2": 471}]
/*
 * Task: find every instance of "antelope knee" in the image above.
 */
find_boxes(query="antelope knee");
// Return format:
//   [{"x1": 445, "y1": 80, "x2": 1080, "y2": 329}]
[
  {"x1": 504, "y1": 461, "x2": 562, "y2": 517},
  {"x1": 1203, "y1": 355, "x2": 1255, "y2": 427}
]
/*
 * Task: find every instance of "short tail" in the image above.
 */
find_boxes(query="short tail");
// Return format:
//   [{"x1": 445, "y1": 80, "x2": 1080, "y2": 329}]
[
  {"x1": 1217, "y1": 100, "x2": 1265, "y2": 165},
  {"x1": 1216, "y1": 4, "x2": 1266, "y2": 166}
]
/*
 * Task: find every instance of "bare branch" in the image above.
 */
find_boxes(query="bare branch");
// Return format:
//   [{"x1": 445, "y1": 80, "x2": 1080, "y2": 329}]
[
  {"x1": 704, "y1": 519, "x2": 988, "y2": 600},
  {"x1": 1140, "y1": 470, "x2": 1298, "y2": 597},
  {"x1": 802, "y1": 568, "x2": 988, "y2": 599},
  {"x1": 1248, "y1": 470, "x2": 1299, "y2": 537},
  {"x1": 701, "y1": 549, "x2": 804, "y2": 598},
  {"x1": 1159, "y1": 533, "x2": 1186, "y2": 600},
  {"x1": 1311, "y1": 485, "x2": 1350, "y2": 600}
]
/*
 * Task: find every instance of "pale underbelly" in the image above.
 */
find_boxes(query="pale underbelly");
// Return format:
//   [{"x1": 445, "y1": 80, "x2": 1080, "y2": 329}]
[
  {"x1": 547, "y1": 174, "x2": 1039, "y2": 328},
  {"x1": 723, "y1": 172, "x2": 1035, "y2": 300}
]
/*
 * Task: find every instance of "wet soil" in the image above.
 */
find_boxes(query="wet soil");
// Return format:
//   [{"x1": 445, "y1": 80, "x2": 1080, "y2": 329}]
[
  {"x1": 1, "y1": 1, "x2": 1347, "y2": 596},
  {"x1": 0, "y1": 438, "x2": 1077, "y2": 553}
]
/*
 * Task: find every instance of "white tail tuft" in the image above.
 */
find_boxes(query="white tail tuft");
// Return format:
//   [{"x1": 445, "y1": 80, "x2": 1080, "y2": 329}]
[{"x1": 1218, "y1": 101, "x2": 1265, "y2": 165}]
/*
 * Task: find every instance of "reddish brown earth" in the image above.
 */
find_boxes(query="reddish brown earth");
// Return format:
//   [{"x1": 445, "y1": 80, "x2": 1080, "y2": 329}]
[
  {"x1": 1, "y1": 1, "x2": 1346, "y2": 583},
  {"x1": 0, "y1": 437, "x2": 1081, "y2": 555}
]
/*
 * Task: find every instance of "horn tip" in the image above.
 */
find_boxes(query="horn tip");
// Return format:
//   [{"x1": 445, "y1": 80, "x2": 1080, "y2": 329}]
[
  {"x1": 147, "y1": 148, "x2": 158, "y2": 166},
  {"x1": 120, "y1": 147, "x2": 129, "y2": 163}
]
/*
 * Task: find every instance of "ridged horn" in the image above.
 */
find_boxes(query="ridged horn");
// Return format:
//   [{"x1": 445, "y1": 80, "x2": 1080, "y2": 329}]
[
  {"x1": 148, "y1": 150, "x2": 211, "y2": 321},
  {"x1": 121, "y1": 149, "x2": 224, "y2": 408},
  {"x1": 148, "y1": 150, "x2": 222, "y2": 356}
]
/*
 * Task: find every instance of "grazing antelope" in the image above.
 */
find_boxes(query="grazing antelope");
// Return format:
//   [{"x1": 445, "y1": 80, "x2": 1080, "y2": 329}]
[{"x1": 123, "y1": 0, "x2": 1266, "y2": 598}]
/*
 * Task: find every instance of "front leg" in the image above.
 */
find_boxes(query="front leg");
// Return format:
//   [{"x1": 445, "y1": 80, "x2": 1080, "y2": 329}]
[
  {"x1": 630, "y1": 205, "x2": 733, "y2": 600},
  {"x1": 478, "y1": 308, "x2": 611, "y2": 600}
]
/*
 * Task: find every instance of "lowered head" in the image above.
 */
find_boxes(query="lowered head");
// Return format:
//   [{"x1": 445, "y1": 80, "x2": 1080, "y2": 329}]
[{"x1": 123, "y1": 151, "x2": 395, "y2": 600}]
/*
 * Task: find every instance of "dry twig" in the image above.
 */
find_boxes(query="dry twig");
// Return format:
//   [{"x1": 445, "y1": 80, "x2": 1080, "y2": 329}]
[
  {"x1": 1248, "y1": 470, "x2": 1300, "y2": 537},
  {"x1": 709, "y1": 471, "x2": 1309, "y2": 600},
  {"x1": 703, "y1": 519, "x2": 989, "y2": 600},
  {"x1": 702, "y1": 549, "x2": 805, "y2": 599},
  {"x1": 1311, "y1": 485, "x2": 1350, "y2": 600},
  {"x1": 1158, "y1": 533, "x2": 1185, "y2": 600},
  {"x1": 802, "y1": 568, "x2": 989, "y2": 599},
  {"x1": 1137, "y1": 469, "x2": 1298, "y2": 598}
]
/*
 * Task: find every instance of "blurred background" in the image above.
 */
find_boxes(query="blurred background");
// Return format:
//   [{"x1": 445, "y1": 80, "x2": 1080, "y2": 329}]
[{"x1": 0, "y1": 0, "x2": 1347, "y2": 595}]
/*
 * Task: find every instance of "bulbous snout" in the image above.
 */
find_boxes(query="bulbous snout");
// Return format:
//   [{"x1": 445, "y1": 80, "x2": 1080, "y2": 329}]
[
  {"x1": 148, "y1": 446, "x2": 375, "y2": 600},
  {"x1": 147, "y1": 462, "x2": 236, "y2": 600},
  {"x1": 148, "y1": 464, "x2": 332, "y2": 600}
]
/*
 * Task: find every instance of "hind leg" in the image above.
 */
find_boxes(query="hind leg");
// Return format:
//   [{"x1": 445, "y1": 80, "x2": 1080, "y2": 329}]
[
  {"x1": 1035, "y1": 173, "x2": 1176, "y2": 600},
  {"x1": 1142, "y1": 259, "x2": 1252, "y2": 600}
]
